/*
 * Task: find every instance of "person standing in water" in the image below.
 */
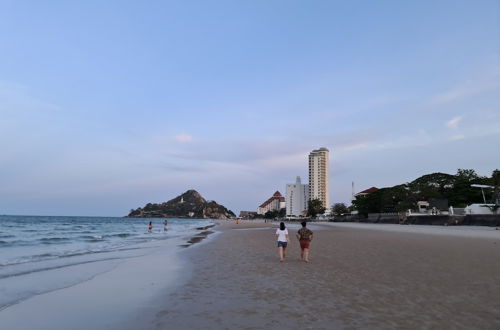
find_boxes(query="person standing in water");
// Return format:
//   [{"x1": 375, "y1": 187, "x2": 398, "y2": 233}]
[
  {"x1": 148, "y1": 221, "x2": 153, "y2": 233},
  {"x1": 296, "y1": 221, "x2": 313, "y2": 262},
  {"x1": 163, "y1": 220, "x2": 168, "y2": 231},
  {"x1": 275, "y1": 222, "x2": 289, "y2": 262}
]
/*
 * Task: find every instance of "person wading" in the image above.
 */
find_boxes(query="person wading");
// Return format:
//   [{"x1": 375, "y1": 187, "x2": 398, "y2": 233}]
[{"x1": 296, "y1": 221, "x2": 313, "y2": 262}]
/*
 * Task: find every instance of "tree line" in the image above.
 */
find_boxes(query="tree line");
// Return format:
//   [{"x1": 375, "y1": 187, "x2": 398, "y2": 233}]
[{"x1": 349, "y1": 169, "x2": 500, "y2": 216}]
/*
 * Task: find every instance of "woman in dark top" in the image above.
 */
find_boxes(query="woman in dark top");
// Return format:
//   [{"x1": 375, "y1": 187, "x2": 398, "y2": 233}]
[{"x1": 296, "y1": 221, "x2": 313, "y2": 262}]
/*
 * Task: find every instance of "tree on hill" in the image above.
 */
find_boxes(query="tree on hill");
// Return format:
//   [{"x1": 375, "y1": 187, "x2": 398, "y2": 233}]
[
  {"x1": 127, "y1": 190, "x2": 235, "y2": 219},
  {"x1": 410, "y1": 172, "x2": 455, "y2": 200},
  {"x1": 351, "y1": 169, "x2": 497, "y2": 216},
  {"x1": 352, "y1": 184, "x2": 416, "y2": 215},
  {"x1": 308, "y1": 199, "x2": 326, "y2": 217},
  {"x1": 449, "y1": 169, "x2": 489, "y2": 207}
]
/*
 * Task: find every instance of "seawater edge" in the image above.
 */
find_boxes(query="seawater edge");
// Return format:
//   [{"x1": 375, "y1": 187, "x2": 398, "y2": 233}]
[{"x1": 0, "y1": 215, "x2": 218, "y2": 329}]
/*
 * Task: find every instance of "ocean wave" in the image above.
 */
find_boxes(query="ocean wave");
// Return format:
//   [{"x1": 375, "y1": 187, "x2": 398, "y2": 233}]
[
  {"x1": 0, "y1": 257, "x2": 122, "y2": 279},
  {"x1": 105, "y1": 233, "x2": 135, "y2": 238},
  {"x1": 0, "y1": 249, "x2": 113, "y2": 267},
  {"x1": 0, "y1": 239, "x2": 29, "y2": 247},
  {"x1": 79, "y1": 235, "x2": 105, "y2": 241},
  {"x1": 0, "y1": 253, "x2": 59, "y2": 266},
  {"x1": 38, "y1": 237, "x2": 71, "y2": 244}
]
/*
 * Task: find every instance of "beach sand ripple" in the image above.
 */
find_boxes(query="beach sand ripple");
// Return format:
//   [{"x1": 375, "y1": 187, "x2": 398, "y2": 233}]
[{"x1": 147, "y1": 222, "x2": 500, "y2": 329}]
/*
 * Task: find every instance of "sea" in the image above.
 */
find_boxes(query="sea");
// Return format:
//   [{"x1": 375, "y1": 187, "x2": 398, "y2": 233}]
[{"x1": 0, "y1": 215, "x2": 214, "y2": 311}]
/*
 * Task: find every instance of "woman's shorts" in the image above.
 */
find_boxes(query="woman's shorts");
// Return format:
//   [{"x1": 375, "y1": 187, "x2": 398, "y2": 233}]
[
  {"x1": 300, "y1": 241, "x2": 310, "y2": 250},
  {"x1": 277, "y1": 241, "x2": 288, "y2": 248}
]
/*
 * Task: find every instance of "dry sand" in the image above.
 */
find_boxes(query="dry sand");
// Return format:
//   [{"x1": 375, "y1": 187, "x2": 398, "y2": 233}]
[{"x1": 145, "y1": 222, "x2": 500, "y2": 329}]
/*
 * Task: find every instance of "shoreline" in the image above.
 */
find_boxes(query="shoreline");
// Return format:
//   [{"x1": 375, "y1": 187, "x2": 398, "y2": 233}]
[{"x1": 0, "y1": 221, "x2": 219, "y2": 330}]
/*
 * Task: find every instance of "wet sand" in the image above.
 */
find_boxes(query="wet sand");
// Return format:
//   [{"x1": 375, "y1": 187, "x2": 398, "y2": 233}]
[{"x1": 146, "y1": 222, "x2": 500, "y2": 329}]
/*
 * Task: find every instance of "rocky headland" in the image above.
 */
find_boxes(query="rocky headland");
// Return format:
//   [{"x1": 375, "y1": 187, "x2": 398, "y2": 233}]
[{"x1": 127, "y1": 190, "x2": 235, "y2": 219}]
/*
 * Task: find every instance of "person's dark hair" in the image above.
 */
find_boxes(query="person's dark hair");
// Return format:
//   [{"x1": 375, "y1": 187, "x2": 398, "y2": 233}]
[
  {"x1": 149, "y1": 221, "x2": 152, "y2": 225},
  {"x1": 279, "y1": 222, "x2": 285, "y2": 231},
  {"x1": 301, "y1": 221, "x2": 307, "y2": 227}
]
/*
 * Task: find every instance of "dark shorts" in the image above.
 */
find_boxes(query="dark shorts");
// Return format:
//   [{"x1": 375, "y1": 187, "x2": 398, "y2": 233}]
[
  {"x1": 277, "y1": 241, "x2": 288, "y2": 248},
  {"x1": 300, "y1": 240, "x2": 310, "y2": 250}
]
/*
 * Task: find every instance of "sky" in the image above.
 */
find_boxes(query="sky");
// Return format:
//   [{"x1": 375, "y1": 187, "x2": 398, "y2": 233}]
[{"x1": 1, "y1": 0, "x2": 499, "y2": 216}]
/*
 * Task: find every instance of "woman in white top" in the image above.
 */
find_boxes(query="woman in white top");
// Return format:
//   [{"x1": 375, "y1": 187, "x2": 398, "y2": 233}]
[{"x1": 275, "y1": 222, "x2": 289, "y2": 262}]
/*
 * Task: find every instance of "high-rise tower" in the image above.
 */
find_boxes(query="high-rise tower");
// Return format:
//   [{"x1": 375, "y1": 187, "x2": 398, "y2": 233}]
[
  {"x1": 308, "y1": 147, "x2": 330, "y2": 209},
  {"x1": 285, "y1": 176, "x2": 309, "y2": 217}
]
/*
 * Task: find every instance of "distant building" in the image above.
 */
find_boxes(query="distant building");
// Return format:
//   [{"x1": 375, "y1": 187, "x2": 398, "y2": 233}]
[
  {"x1": 354, "y1": 187, "x2": 379, "y2": 198},
  {"x1": 257, "y1": 191, "x2": 286, "y2": 215},
  {"x1": 309, "y1": 147, "x2": 330, "y2": 209},
  {"x1": 286, "y1": 176, "x2": 309, "y2": 217},
  {"x1": 239, "y1": 211, "x2": 258, "y2": 219}
]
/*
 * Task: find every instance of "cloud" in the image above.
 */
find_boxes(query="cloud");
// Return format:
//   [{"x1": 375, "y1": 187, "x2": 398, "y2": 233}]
[
  {"x1": 174, "y1": 134, "x2": 193, "y2": 143},
  {"x1": 337, "y1": 142, "x2": 369, "y2": 152},
  {"x1": 445, "y1": 116, "x2": 463, "y2": 129},
  {"x1": 449, "y1": 135, "x2": 465, "y2": 141},
  {"x1": 0, "y1": 81, "x2": 60, "y2": 116},
  {"x1": 374, "y1": 130, "x2": 433, "y2": 150},
  {"x1": 430, "y1": 71, "x2": 500, "y2": 106}
]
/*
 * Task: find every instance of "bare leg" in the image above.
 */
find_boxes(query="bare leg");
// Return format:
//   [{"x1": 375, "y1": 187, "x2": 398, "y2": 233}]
[
  {"x1": 279, "y1": 247, "x2": 284, "y2": 261},
  {"x1": 283, "y1": 247, "x2": 286, "y2": 259},
  {"x1": 300, "y1": 249, "x2": 304, "y2": 260},
  {"x1": 304, "y1": 248, "x2": 310, "y2": 262}
]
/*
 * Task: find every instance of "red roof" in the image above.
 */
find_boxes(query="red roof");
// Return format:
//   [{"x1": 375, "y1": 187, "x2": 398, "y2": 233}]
[
  {"x1": 259, "y1": 191, "x2": 285, "y2": 208},
  {"x1": 356, "y1": 187, "x2": 379, "y2": 195}
]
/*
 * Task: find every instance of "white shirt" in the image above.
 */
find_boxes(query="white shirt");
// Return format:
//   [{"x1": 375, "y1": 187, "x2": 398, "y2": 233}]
[{"x1": 276, "y1": 228, "x2": 288, "y2": 242}]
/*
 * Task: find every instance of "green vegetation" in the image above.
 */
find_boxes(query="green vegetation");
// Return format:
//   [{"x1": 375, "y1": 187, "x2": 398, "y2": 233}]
[
  {"x1": 264, "y1": 208, "x2": 286, "y2": 219},
  {"x1": 128, "y1": 189, "x2": 235, "y2": 219},
  {"x1": 352, "y1": 169, "x2": 500, "y2": 216},
  {"x1": 308, "y1": 199, "x2": 326, "y2": 217},
  {"x1": 332, "y1": 203, "x2": 349, "y2": 216}
]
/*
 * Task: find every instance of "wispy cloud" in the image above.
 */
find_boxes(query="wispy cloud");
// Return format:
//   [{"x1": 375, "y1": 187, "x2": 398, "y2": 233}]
[
  {"x1": 445, "y1": 116, "x2": 463, "y2": 129},
  {"x1": 0, "y1": 81, "x2": 61, "y2": 116},
  {"x1": 374, "y1": 130, "x2": 433, "y2": 150},
  {"x1": 174, "y1": 134, "x2": 193, "y2": 143},
  {"x1": 449, "y1": 135, "x2": 465, "y2": 141},
  {"x1": 430, "y1": 71, "x2": 500, "y2": 106},
  {"x1": 337, "y1": 142, "x2": 369, "y2": 152}
]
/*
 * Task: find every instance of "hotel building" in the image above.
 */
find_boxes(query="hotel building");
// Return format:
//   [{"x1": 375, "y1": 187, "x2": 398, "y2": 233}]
[
  {"x1": 308, "y1": 147, "x2": 330, "y2": 209},
  {"x1": 257, "y1": 191, "x2": 286, "y2": 215},
  {"x1": 285, "y1": 176, "x2": 309, "y2": 217}
]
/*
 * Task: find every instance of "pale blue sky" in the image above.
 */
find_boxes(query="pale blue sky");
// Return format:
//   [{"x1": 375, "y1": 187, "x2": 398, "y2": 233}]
[{"x1": 1, "y1": 0, "x2": 499, "y2": 216}]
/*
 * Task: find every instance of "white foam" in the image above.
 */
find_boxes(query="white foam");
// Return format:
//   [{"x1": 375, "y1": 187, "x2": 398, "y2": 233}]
[{"x1": 0, "y1": 236, "x2": 189, "y2": 330}]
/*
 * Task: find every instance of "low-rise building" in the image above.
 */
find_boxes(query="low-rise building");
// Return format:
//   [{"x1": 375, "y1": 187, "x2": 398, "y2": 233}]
[{"x1": 257, "y1": 191, "x2": 285, "y2": 215}]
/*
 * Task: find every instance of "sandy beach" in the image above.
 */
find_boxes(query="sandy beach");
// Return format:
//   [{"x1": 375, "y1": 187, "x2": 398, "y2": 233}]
[
  {"x1": 1, "y1": 220, "x2": 499, "y2": 330},
  {"x1": 145, "y1": 221, "x2": 500, "y2": 330}
]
